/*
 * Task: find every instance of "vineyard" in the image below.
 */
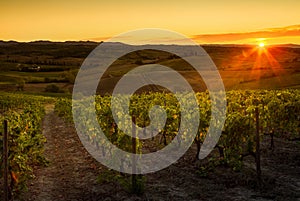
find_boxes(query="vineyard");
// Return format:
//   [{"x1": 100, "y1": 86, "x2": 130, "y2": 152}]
[
  {"x1": 57, "y1": 89, "x2": 300, "y2": 171},
  {"x1": 0, "y1": 89, "x2": 300, "y2": 200},
  {"x1": 0, "y1": 93, "x2": 54, "y2": 198}
]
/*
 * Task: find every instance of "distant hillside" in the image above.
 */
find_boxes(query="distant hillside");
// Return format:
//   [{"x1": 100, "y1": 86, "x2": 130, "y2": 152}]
[{"x1": 0, "y1": 41, "x2": 299, "y2": 94}]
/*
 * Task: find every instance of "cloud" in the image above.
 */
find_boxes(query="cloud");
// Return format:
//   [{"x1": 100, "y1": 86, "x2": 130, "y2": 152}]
[{"x1": 192, "y1": 24, "x2": 300, "y2": 43}]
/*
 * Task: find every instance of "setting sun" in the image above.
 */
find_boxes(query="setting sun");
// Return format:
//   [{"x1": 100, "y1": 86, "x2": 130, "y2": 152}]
[{"x1": 259, "y1": 42, "x2": 265, "y2": 48}]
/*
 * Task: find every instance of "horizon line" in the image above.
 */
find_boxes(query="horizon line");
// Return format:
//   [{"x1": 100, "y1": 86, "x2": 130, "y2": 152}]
[{"x1": 1, "y1": 39, "x2": 300, "y2": 47}]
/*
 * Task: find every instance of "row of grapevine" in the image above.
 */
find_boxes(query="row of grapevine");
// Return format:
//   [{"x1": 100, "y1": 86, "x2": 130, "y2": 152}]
[
  {"x1": 214, "y1": 90, "x2": 300, "y2": 170},
  {"x1": 54, "y1": 98, "x2": 72, "y2": 122},
  {"x1": 0, "y1": 93, "x2": 53, "y2": 112},
  {"x1": 57, "y1": 89, "x2": 300, "y2": 173},
  {"x1": 0, "y1": 93, "x2": 53, "y2": 196}
]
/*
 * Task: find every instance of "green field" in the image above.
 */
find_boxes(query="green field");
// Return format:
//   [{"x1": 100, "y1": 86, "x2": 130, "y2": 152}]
[{"x1": 0, "y1": 41, "x2": 300, "y2": 95}]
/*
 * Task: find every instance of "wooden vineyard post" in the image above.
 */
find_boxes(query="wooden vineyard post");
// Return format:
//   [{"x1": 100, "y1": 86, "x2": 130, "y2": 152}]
[
  {"x1": 270, "y1": 129, "x2": 274, "y2": 151},
  {"x1": 255, "y1": 108, "x2": 262, "y2": 187},
  {"x1": 3, "y1": 120, "x2": 9, "y2": 201},
  {"x1": 131, "y1": 116, "x2": 137, "y2": 192},
  {"x1": 131, "y1": 116, "x2": 144, "y2": 194}
]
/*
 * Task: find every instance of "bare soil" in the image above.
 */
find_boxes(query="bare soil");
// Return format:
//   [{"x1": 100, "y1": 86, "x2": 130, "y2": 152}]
[{"x1": 20, "y1": 105, "x2": 300, "y2": 201}]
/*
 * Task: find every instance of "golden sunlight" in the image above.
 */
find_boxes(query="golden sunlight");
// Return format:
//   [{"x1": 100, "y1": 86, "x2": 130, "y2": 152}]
[{"x1": 259, "y1": 42, "x2": 265, "y2": 48}]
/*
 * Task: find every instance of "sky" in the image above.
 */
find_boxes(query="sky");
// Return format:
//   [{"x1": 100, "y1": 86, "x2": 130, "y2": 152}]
[{"x1": 1, "y1": 0, "x2": 300, "y2": 45}]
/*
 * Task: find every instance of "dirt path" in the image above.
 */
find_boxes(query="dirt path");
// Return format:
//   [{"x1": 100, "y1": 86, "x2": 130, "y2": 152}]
[
  {"x1": 21, "y1": 105, "x2": 104, "y2": 201},
  {"x1": 20, "y1": 104, "x2": 300, "y2": 201}
]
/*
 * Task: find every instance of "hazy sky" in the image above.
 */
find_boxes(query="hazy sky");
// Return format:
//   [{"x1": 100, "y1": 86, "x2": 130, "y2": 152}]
[{"x1": 1, "y1": 0, "x2": 300, "y2": 44}]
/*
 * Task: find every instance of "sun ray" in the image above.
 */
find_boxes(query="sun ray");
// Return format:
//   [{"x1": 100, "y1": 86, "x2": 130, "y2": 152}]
[{"x1": 222, "y1": 40, "x2": 286, "y2": 89}]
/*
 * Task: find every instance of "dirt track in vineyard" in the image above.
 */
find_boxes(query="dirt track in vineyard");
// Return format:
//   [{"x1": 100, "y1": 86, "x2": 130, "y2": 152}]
[
  {"x1": 21, "y1": 105, "x2": 105, "y2": 201},
  {"x1": 20, "y1": 104, "x2": 300, "y2": 201}
]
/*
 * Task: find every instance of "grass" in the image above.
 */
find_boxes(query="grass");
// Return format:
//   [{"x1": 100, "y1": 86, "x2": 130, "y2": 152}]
[
  {"x1": 0, "y1": 71, "x2": 64, "y2": 78},
  {"x1": 0, "y1": 70, "x2": 70, "y2": 86},
  {"x1": 14, "y1": 91, "x2": 72, "y2": 98}
]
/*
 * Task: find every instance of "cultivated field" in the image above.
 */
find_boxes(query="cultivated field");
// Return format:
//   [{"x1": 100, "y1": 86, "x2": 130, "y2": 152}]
[{"x1": 0, "y1": 41, "x2": 299, "y2": 200}]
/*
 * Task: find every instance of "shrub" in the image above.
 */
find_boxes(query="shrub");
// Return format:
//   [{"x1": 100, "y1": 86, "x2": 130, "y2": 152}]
[{"x1": 45, "y1": 84, "x2": 64, "y2": 93}]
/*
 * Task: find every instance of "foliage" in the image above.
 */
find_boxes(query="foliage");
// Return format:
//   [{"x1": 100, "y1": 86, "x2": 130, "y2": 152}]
[
  {"x1": 45, "y1": 84, "x2": 64, "y2": 93},
  {"x1": 54, "y1": 98, "x2": 73, "y2": 122},
  {"x1": 56, "y1": 89, "x2": 300, "y2": 182},
  {"x1": 0, "y1": 94, "x2": 50, "y2": 195}
]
